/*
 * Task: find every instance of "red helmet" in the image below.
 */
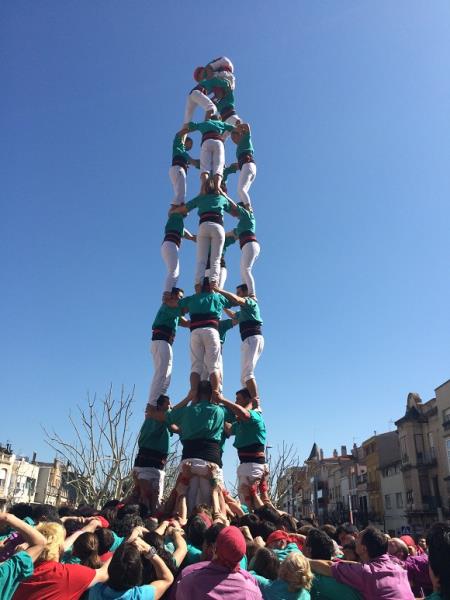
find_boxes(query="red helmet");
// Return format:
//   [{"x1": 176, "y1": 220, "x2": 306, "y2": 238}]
[{"x1": 193, "y1": 66, "x2": 205, "y2": 82}]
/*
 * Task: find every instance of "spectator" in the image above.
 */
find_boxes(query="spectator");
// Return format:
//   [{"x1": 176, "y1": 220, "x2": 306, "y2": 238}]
[
  {"x1": 309, "y1": 526, "x2": 414, "y2": 600},
  {"x1": 0, "y1": 512, "x2": 45, "y2": 600},
  {"x1": 13, "y1": 520, "x2": 110, "y2": 600},
  {"x1": 72, "y1": 532, "x2": 103, "y2": 569},
  {"x1": 249, "y1": 547, "x2": 279, "y2": 581},
  {"x1": 426, "y1": 522, "x2": 450, "y2": 600},
  {"x1": 266, "y1": 530, "x2": 299, "y2": 562},
  {"x1": 255, "y1": 552, "x2": 313, "y2": 600},
  {"x1": 176, "y1": 525, "x2": 262, "y2": 599},
  {"x1": 342, "y1": 539, "x2": 359, "y2": 563}
]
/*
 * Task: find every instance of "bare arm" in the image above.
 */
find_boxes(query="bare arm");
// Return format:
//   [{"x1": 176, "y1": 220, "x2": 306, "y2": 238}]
[
  {"x1": 134, "y1": 539, "x2": 174, "y2": 599},
  {"x1": 188, "y1": 158, "x2": 200, "y2": 169},
  {"x1": 63, "y1": 517, "x2": 102, "y2": 551},
  {"x1": 178, "y1": 316, "x2": 191, "y2": 328},
  {"x1": 308, "y1": 559, "x2": 334, "y2": 577},
  {"x1": 183, "y1": 229, "x2": 196, "y2": 242},
  {"x1": 0, "y1": 513, "x2": 45, "y2": 563},
  {"x1": 213, "y1": 287, "x2": 246, "y2": 307},
  {"x1": 170, "y1": 205, "x2": 188, "y2": 215},
  {"x1": 219, "y1": 396, "x2": 250, "y2": 421},
  {"x1": 88, "y1": 556, "x2": 111, "y2": 586},
  {"x1": 169, "y1": 527, "x2": 188, "y2": 567}
]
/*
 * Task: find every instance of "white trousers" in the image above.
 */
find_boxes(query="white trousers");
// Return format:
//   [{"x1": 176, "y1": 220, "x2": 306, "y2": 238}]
[
  {"x1": 180, "y1": 458, "x2": 223, "y2": 514},
  {"x1": 134, "y1": 467, "x2": 165, "y2": 508},
  {"x1": 238, "y1": 162, "x2": 257, "y2": 207},
  {"x1": 183, "y1": 90, "x2": 216, "y2": 124},
  {"x1": 241, "y1": 334, "x2": 264, "y2": 385},
  {"x1": 148, "y1": 340, "x2": 172, "y2": 406},
  {"x1": 205, "y1": 266, "x2": 227, "y2": 289},
  {"x1": 240, "y1": 242, "x2": 260, "y2": 296},
  {"x1": 191, "y1": 327, "x2": 221, "y2": 376},
  {"x1": 237, "y1": 462, "x2": 268, "y2": 504},
  {"x1": 161, "y1": 241, "x2": 179, "y2": 293},
  {"x1": 209, "y1": 56, "x2": 234, "y2": 74},
  {"x1": 168, "y1": 165, "x2": 187, "y2": 206},
  {"x1": 201, "y1": 351, "x2": 223, "y2": 387},
  {"x1": 200, "y1": 139, "x2": 225, "y2": 176},
  {"x1": 195, "y1": 222, "x2": 224, "y2": 285}
]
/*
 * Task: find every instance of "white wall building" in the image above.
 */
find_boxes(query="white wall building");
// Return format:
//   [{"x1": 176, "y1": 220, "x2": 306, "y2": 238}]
[{"x1": 380, "y1": 459, "x2": 408, "y2": 534}]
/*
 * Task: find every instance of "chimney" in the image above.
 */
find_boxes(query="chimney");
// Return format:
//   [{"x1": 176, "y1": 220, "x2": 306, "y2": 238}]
[
  {"x1": 319, "y1": 449, "x2": 324, "y2": 461},
  {"x1": 32, "y1": 452, "x2": 37, "y2": 464},
  {"x1": 341, "y1": 445, "x2": 347, "y2": 456},
  {"x1": 352, "y1": 443, "x2": 358, "y2": 457},
  {"x1": 333, "y1": 449, "x2": 338, "y2": 458}
]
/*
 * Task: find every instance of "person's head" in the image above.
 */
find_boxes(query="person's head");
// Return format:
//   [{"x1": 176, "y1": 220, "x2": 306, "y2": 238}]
[
  {"x1": 186, "y1": 515, "x2": 208, "y2": 548},
  {"x1": 427, "y1": 522, "x2": 450, "y2": 598},
  {"x1": 400, "y1": 535, "x2": 418, "y2": 556},
  {"x1": 235, "y1": 387, "x2": 252, "y2": 409},
  {"x1": 231, "y1": 129, "x2": 242, "y2": 145},
  {"x1": 342, "y1": 539, "x2": 359, "y2": 562},
  {"x1": 202, "y1": 522, "x2": 226, "y2": 560},
  {"x1": 165, "y1": 287, "x2": 183, "y2": 307},
  {"x1": 108, "y1": 542, "x2": 143, "y2": 591},
  {"x1": 9, "y1": 503, "x2": 34, "y2": 521},
  {"x1": 111, "y1": 513, "x2": 145, "y2": 538},
  {"x1": 304, "y1": 528, "x2": 334, "y2": 559},
  {"x1": 356, "y1": 527, "x2": 388, "y2": 562},
  {"x1": 417, "y1": 536, "x2": 428, "y2": 552},
  {"x1": 193, "y1": 66, "x2": 206, "y2": 82},
  {"x1": 388, "y1": 537, "x2": 409, "y2": 561},
  {"x1": 72, "y1": 532, "x2": 102, "y2": 569},
  {"x1": 250, "y1": 547, "x2": 279, "y2": 580},
  {"x1": 36, "y1": 522, "x2": 66, "y2": 562},
  {"x1": 256, "y1": 520, "x2": 277, "y2": 541},
  {"x1": 239, "y1": 513, "x2": 260, "y2": 538},
  {"x1": 77, "y1": 505, "x2": 97, "y2": 518},
  {"x1": 336, "y1": 523, "x2": 359, "y2": 545},
  {"x1": 198, "y1": 380, "x2": 213, "y2": 403},
  {"x1": 321, "y1": 524, "x2": 337, "y2": 540},
  {"x1": 33, "y1": 504, "x2": 61, "y2": 524},
  {"x1": 279, "y1": 552, "x2": 314, "y2": 593},
  {"x1": 280, "y1": 514, "x2": 298, "y2": 534},
  {"x1": 58, "y1": 506, "x2": 77, "y2": 518},
  {"x1": 236, "y1": 283, "x2": 249, "y2": 298},
  {"x1": 184, "y1": 136, "x2": 193, "y2": 151},
  {"x1": 156, "y1": 394, "x2": 170, "y2": 412},
  {"x1": 213, "y1": 526, "x2": 246, "y2": 571},
  {"x1": 266, "y1": 530, "x2": 290, "y2": 550},
  {"x1": 95, "y1": 527, "x2": 114, "y2": 556}
]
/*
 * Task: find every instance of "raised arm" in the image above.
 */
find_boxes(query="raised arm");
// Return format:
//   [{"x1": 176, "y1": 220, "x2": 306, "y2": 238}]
[
  {"x1": 170, "y1": 204, "x2": 188, "y2": 215},
  {"x1": 63, "y1": 517, "x2": 102, "y2": 551},
  {"x1": 188, "y1": 157, "x2": 200, "y2": 169},
  {"x1": 169, "y1": 525, "x2": 188, "y2": 567},
  {"x1": 183, "y1": 229, "x2": 196, "y2": 242},
  {"x1": 134, "y1": 538, "x2": 174, "y2": 600},
  {"x1": 213, "y1": 287, "x2": 247, "y2": 307},
  {"x1": 219, "y1": 396, "x2": 250, "y2": 421},
  {"x1": 0, "y1": 513, "x2": 45, "y2": 562}
]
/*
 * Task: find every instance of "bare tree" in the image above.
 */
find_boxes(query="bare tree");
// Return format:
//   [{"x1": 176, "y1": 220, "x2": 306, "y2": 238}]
[
  {"x1": 267, "y1": 441, "x2": 299, "y2": 507},
  {"x1": 162, "y1": 438, "x2": 182, "y2": 498},
  {"x1": 43, "y1": 385, "x2": 137, "y2": 508}
]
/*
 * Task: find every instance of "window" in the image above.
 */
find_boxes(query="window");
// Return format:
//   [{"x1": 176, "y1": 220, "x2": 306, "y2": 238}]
[
  {"x1": 444, "y1": 408, "x2": 450, "y2": 424},
  {"x1": 446, "y1": 439, "x2": 450, "y2": 472},
  {"x1": 407, "y1": 489, "x2": 413, "y2": 504},
  {"x1": 396, "y1": 492, "x2": 403, "y2": 508},
  {"x1": 384, "y1": 494, "x2": 392, "y2": 509}
]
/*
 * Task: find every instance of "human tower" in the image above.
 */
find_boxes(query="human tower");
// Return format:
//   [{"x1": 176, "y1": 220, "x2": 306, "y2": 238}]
[{"x1": 132, "y1": 57, "x2": 269, "y2": 521}]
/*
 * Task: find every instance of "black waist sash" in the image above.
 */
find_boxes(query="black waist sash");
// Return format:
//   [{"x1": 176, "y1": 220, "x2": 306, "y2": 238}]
[
  {"x1": 152, "y1": 325, "x2": 175, "y2": 344},
  {"x1": 220, "y1": 106, "x2": 236, "y2": 121},
  {"x1": 190, "y1": 313, "x2": 219, "y2": 331},
  {"x1": 199, "y1": 212, "x2": 224, "y2": 225},
  {"x1": 239, "y1": 320, "x2": 262, "y2": 341},
  {"x1": 182, "y1": 438, "x2": 222, "y2": 467},
  {"x1": 172, "y1": 155, "x2": 188, "y2": 171},
  {"x1": 238, "y1": 152, "x2": 255, "y2": 169},
  {"x1": 201, "y1": 131, "x2": 224, "y2": 145},
  {"x1": 134, "y1": 447, "x2": 168, "y2": 470},
  {"x1": 238, "y1": 443, "x2": 266, "y2": 465},
  {"x1": 163, "y1": 230, "x2": 182, "y2": 247},
  {"x1": 239, "y1": 230, "x2": 258, "y2": 249}
]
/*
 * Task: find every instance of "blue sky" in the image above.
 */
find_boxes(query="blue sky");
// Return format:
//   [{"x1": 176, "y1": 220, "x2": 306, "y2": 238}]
[{"x1": 2, "y1": 1, "x2": 450, "y2": 487}]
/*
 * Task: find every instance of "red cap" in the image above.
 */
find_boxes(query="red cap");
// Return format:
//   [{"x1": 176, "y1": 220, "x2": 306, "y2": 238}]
[
  {"x1": 194, "y1": 66, "x2": 205, "y2": 82},
  {"x1": 266, "y1": 530, "x2": 290, "y2": 546},
  {"x1": 215, "y1": 526, "x2": 246, "y2": 571},
  {"x1": 95, "y1": 515, "x2": 109, "y2": 528}
]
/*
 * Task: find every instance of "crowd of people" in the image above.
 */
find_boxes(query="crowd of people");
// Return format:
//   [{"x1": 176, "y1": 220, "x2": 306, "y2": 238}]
[
  {"x1": 1, "y1": 499, "x2": 450, "y2": 599},
  {"x1": 3, "y1": 57, "x2": 449, "y2": 599}
]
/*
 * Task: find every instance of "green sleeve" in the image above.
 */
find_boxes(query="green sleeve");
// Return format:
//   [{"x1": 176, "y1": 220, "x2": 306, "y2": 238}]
[
  {"x1": 0, "y1": 551, "x2": 34, "y2": 597},
  {"x1": 230, "y1": 421, "x2": 237, "y2": 435},
  {"x1": 223, "y1": 122, "x2": 235, "y2": 132},
  {"x1": 223, "y1": 199, "x2": 232, "y2": 213},
  {"x1": 221, "y1": 319, "x2": 234, "y2": 333},
  {"x1": 178, "y1": 297, "x2": 188, "y2": 310},
  {"x1": 185, "y1": 197, "x2": 199, "y2": 212},
  {"x1": 110, "y1": 532, "x2": 124, "y2": 552},
  {"x1": 188, "y1": 121, "x2": 199, "y2": 132}
]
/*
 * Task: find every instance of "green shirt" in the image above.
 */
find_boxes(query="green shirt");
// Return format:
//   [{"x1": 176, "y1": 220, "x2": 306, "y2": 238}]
[
  {"x1": 185, "y1": 193, "x2": 231, "y2": 217},
  {"x1": 223, "y1": 235, "x2": 236, "y2": 254},
  {"x1": 179, "y1": 292, "x2": 233, "y2": 319},
  {"x1": 152, "y1": 304, "x2": 183, "y2": 333},
  {"x1": 172, "y1": 133, "x2": 191, "y2": 162},
  {"x1": 236, "y1": 130, "x2": 254, "y2": 159},
  {"x1": 0, "y1": 551, "x2": 34, "y2": 600},
  {"x1": 311, "y1": 574, "x2": 362, "y2": 600},
  {"x1": 426, "y1": 594, "x2": 443, "y2": 600},
  {"x1": 166, "y1": 401, "x2": 226, "y2": 443},
  {"x1": 237, "y1": 297, "x2": 263, "y2": 324},
  {"x1": 255, "y1": 575, "x2": 311, "y2": 600},
  {"x1": 216, "y1": 87, "x2": 235, "y2": 113},
  {"x1": 199, "y1": 77, "x2": 230, "y2": 94},
  {"x1": 182, "y1": 543, "x2": 203, "y2": 567},
  {"x1": 223, "y1": 164, "x2": 238, "y2": 183},
  {"x1": 232, "y1": 410, "x2": 266, "y2": 448},
  {"x1": 235, "y1": 205, "x2": 256, "y2": 236},
  {"x1": 273, "y1": 543, "x2": 300, "y2": 562},
  {"x1": 218, "y1": 318, "x2": 234, "y2": 344},
  {"x1": 165, "y1": 213, "x2": 185, "y2": 236},
  {"x1": 188, "y1": 119, "x2": 235, "y2": 136},
  {"x1": 138, "y1": 417, "x2": 171, "y2": 454}
]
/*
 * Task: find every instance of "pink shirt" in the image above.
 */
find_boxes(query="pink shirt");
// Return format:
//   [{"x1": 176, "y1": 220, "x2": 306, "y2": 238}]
[
  {"x1": 331, "y1": 554, "x2": 414, "y2": 600},
  {"x1": 176, "y1": 560, "x2": 262, "y2": 600}
]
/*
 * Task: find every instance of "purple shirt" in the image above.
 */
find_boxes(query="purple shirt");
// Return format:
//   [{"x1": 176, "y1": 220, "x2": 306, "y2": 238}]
[
  {"x1": 405, "y1": 553, "x2": 432, "y2": 597},
  {"x1": 176, "y1": 560, "x2": 263, "y2": 600},
  {"x1": 331, "y1": 554, "x2": 414, "y2": 600}
]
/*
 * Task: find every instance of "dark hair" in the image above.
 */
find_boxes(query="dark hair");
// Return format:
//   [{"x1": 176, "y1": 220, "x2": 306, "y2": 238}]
[
  {"x1": 280, "y1": 514, "x2": 298, "y2": 534},
  {"x1": 204, "y1": 179, "x2": 215, "y2": 194},
  {"x1": 112, "y1": 514, "x2": 145, "y2": 538},
  {"x1": 239, "y1": 513, "x2": 260, "y2": 539},
  {"x1": 427, "y1": 523, "x2": 450, "y2": 599},
  {"x1": 236, "y1": 283, "x2": 248, "y2": 294},
  {"x1": 9, "y1": 503, "x2": 33, "y2": 521},
  {"x1": 254, "y1": 506, "x2": 282, "y2": 528},
  {"x1": 360, "y1": 526, "x2": 388, "y2": 559},
  {"x1": 255, "y1": 520, "x2": 277, "y2": 541},
  {"x1": 236, "y1": 388, "x2": 251, "y2": 400},
  {"x1": 204, "y1": 523, "x2": 226, "y2": 546},
  {"x1": 201, "y1": 277, "x2": 210, "y2": 292},
  {"x1": 306, "y1": 528, "x2": 334, "y2": 560},
  {"x1": 58, "y1": 506, "x2": 78, "y2": 518},
  {"x1": 64, "y1": 519, "x2": 86, "y2": 536},
  {"x1": 108, "y1": 542, "x2": 143, "y2": 591},
  {"x1": 198, "y1": 380, "x2": 212, "y2": 399},
  {"x1": 142, "y1": 530, "x2": 177, "y2": 577},
  {"x1": 95, "y1": 528, "x2": 114, "y2": 555},
  {"x1": 102, "y1": 500, "x2": 121, "y2": 510},
  {"x1": 77, "y1": 505, "x2": 97, "y2": 518},
  {"x1": 186, "y1": 515, "x2": 208, "y2": 548},
  {"x1": 172, "y1": 287, "x2": 184, "y2": 297},
  {"x1": 156, "y1": 394, "x2": 170, "y2": 407},
  {"x1": 298, "y1": 525, "x2": 314, "y2": 536},
  {"x1": 116, "y1": 503, "x2": 149, "y2": 521},
  {"x1": 33, "y1": 504, "x2": 61, "y2": 524},
  {"x1": 336, "y1": 523, "x2": 358, "y2": 541},
  {"x1": 321, "y1": 524, "x2": 337, "y2": 539},
  {"x1": 252, "y1": 547, "x2": 280, "y2": 580},
  {"x1": 72, "y1": 532, "x2": 102, "y2": 569}
]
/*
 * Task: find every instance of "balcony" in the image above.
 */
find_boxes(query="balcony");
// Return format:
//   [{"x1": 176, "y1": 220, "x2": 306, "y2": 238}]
[
  {"x1": 367, "y1": 481, "x2": 380, "y2": 492},
  {"x1": 443, "y1": 419, "x2": 450, "y2": 431}
]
